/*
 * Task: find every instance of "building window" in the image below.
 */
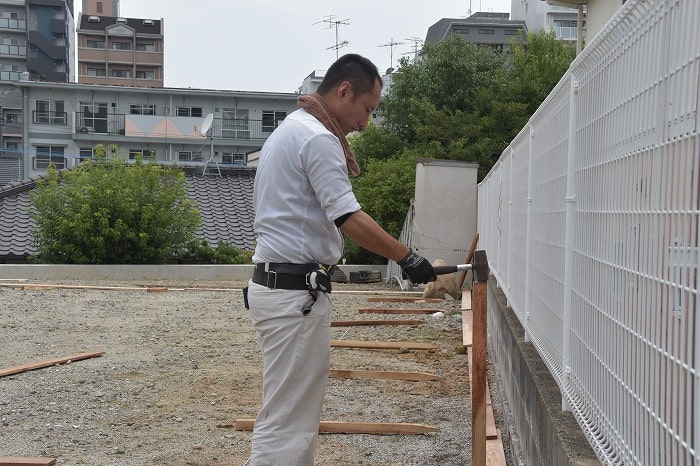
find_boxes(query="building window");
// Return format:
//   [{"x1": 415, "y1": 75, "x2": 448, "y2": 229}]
[
  {"x1": 135, "y1": 69, "x2": 155, "y2": 80},
  {"x1": 129, "y1": 149, "x2": 155, "y2": 160},
  {"x1": 112, "y1": 41, "x2": 132, "y2": 50},
  {"x1": 221, "y1": 108, "x2": 249, "y2": 138},
  {"x1": 504, "y1": 29, "x2": 520, "y2": 36},
  {"x1": 79, "y1": 148, "x2": 94, "y2": 160},
  {"x1": 96, "y1": 1, "x2": 103, "y2": 13},
  {"x1": 35, "y1": 99, "x2": 66, "y2": 124},
  {"x1": 222, "y1": 153, "x2": 245, "y2": 166},
  {"x1": 6, "y1": 142, "x2": 19, "y2": 154},
  {"x1": 79, "y1": 102, "x2": 108, "y2": 133},
  {"x1": 478, "y1": 29, "x2": 495, "y2": 35},
  {"x1": 86, "y1": 39, "x2": 105, "y2": 49},
  {"x1": 35, "y1": 145, "x2": 65, "y2": 169},
  {"x1": 135, "y1": 41, "x2": 155, "y2": 52},
  {"x1": 262, "y1": 110, "x2": 286, "y2": 133},
  {"x1": 111, "y1": 69, "x2": 131, "y2": 78},
  {"x1": 6, "y1": 113, "x2": 17, "y2": 123},
  {"x1": 178, "y1": 151, "x2": 201, "y2": 161},
  {"x1": 130, "y1": 104, "x2": 156, "y2": 115},
  {"x1": 176, "y1": 107, "x2": 203, "y2": 117},
  {"x1": 87, "y1": 67, "x2": 106, "y2": 76}
]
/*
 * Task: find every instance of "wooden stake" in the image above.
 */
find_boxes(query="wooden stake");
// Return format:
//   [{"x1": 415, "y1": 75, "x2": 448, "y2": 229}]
[
  {"x1": 331, "y1": 340, "x2": 437, "y2": 351},
  {"x1": 330, "y1": 369, "x2": 443, "y2": 381},
  {"x1": 331, "y1": 319, "x2": 424, "y2": 327},
  {"x1": 471, "y1": 250, "x2": 489, "y2": 465},
  {"x1": 0, "y1": 457, "x2": 56, "y2": 465},
  {"x1": 234, "y1": 419, "x2": 439, "y2": 434},
  {"x1": 0, "y1": 352, "x2": 105, "y2": 378}
]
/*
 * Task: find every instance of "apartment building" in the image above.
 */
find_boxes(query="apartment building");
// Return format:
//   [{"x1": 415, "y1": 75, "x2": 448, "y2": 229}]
[
  {"x1": 76, "y1": 13, "x2": 164, "y2": 87},
  {"x1": 0, "y1": 0, "x2": 75, "y2": 95},
  {"x1": 425, "y1": 12, "x2": 527, "y2": 52},
  {"x1": 82, "y1": 0, "x2": 118, "y2": 16},
  {"x1": 511, "y1": 0, "x2": 584, "y2": 42},
  {"x1": 6, "y1": 80, "x2": 298, "y2": 182}
]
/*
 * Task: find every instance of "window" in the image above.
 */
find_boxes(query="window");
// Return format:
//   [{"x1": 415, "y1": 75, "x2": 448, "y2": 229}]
[
  {"x1": 135, "y1": 41, "x2": 155, "y2": 52},
  {"x1": 96, "y1": 2, "x2": 103, "y2": 13},
  {"x1": 262, "y1": 110, "x2": 286, "y2": 133},
  {"x1": 79, "y1": 148, "x2": 94, "y2": 160},
  {"x1": 478, "y1": 29, "x2": 495, "y2": 35},
  {"x1": 130, "y1": 104, "x2": 156, "y2": 115},
  {"x1": 135, "y1": 69, "x2": 155, "y2": 80},
  {"x1": 142, "y1": 19, "x2": 155, "y2": 26},
  {"x1": 6, "y1": 113, "x2": 17, "y2": 123},
  {"x1": 111, "y1": 69, "x2": 131, "y2": 78},
  {"x1": 176, "y1": 107, "x2": 203, "y2": 117},
  {"x1": 178, "y1": 151, "x2": 201, "y2": 161},
  {"x1": 35, "y1": 99, "x2": 65, "y2": 124},
  {"x1": 504, "y1": 29, "x2": 520, "y2": 36},
  {"x1": 79, "y1": 102, "x2": 108, "y2": 132},
  {"x1": 222, "y1": 153, "x2": 245, "y2": 166},
  {"x1": 86, "y1": 39, "x2": 105, "y2": 49},
  {"x1": 87, "y1": 15, "x2": 100, "y2": 23},
  {"x1": 112, "y1": 41, "x2": 131, "y2": 50},
  {"x1": 6, "y1": 142, "x2": 19, "y2": 153},
  {"x1": 35, "y1": 145, "x2": 65, "y2": 169},
  {"x1": 87, "y1": 67, "x2": 106, "y2": 76},
  {"x1": 221, "y1": 108, "x2": 249, "y2": 138},
  {"x1": 129, "y1": 149, "x2": 155, "y2": 160}
]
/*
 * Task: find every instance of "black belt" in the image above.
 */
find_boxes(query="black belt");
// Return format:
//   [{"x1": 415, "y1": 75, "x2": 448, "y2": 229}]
[{"x1": 251, "y1": 263, "x2": 318, "y2": 290}]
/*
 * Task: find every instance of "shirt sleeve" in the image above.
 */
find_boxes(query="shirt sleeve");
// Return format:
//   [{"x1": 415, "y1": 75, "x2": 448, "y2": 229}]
[{"x1": 299, "y1": 132, "x2": 361, "y2": 223}]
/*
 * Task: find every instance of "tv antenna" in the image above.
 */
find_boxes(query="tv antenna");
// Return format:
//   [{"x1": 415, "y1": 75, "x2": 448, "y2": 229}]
[
  {"x1": 402, "y1": 37, "x2": 423, "y2": 60},
  {"x1": 378, "y1": 38, "x2": 403, "y2": 70},
  {"x1": 315, "y1": 15, "x2": 350, "y2": 59},
  {"x1": 194, "y1": 113, "x2": 221, "y2": 177}
]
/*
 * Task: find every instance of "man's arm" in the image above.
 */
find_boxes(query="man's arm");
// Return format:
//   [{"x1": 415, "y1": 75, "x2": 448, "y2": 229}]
[{"x1": 338, "y1": 210, "x2": 409, "y2": 262}]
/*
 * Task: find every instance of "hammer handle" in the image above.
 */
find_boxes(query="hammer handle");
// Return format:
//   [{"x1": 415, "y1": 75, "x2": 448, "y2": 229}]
[{"x1": 433, "y1": 264, "x2": 471, "y2": 275}]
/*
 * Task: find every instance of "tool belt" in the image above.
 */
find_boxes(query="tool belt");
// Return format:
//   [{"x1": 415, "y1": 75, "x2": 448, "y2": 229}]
[{"x1": 251, "y1": 263, "x2": 331, "y2": 292}]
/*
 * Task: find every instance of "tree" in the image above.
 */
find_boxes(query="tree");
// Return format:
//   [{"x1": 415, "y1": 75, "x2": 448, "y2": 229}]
[{"x1": 30, "y1": 147, "x2": 201, "y2": 264}]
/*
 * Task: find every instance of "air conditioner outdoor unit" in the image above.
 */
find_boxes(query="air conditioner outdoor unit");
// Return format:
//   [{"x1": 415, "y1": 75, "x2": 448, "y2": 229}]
[{"x1": 79, "y1": 126, "x2": 94, "y2": 133}]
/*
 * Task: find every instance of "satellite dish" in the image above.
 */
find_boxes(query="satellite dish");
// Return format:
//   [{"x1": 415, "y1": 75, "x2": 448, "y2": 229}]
[{"x1": 200, "y1": 113, "x2": 214, "y2": 136}]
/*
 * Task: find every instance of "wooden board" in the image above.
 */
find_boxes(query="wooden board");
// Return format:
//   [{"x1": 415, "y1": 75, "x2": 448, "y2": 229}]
[
  {"x1": 486, "y1": 407, "x2": 499, "y2": 440},
  {"x1": 462, "y1": 310, "x2": 473, "y2": 347},
  {"x1": 234, "y1": 419, "x2": 439, "y2": 434},
  {"x1": 330, "y1": 369, "x2": 443, "y2": 381},
  {"x1": 331, "y1": 340, "x2": 437, "y2": 351},
  {"x1": 0, "y1": 458, "x2": 56, "y2": 466},
  {"x1": 461, "y1": 289, "x2": 472, "y2": 310},
  {"x1": 486, "y1": 433, "x2": 508, "y2": 465},
  {"x1": 358, "y1": 308, "x2": 441, "y2": 315},
  {"x1": 367, "y1": 297, "x2": 443, "y2": 303},
  {"x1": 0, "y1": 352, "x2": 105, "y2": 378},
  {"x1": 467, "y1": 347, "x2": 492, "y2": 405},
  {"x1": 331, "y1": 319, "x2": 424, "y2": 327}
]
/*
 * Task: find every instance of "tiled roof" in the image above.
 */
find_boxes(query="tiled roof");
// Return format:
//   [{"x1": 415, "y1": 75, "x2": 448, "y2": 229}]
[{"x1": 0, "y1": 166, "x2": 256, "y2": 262}]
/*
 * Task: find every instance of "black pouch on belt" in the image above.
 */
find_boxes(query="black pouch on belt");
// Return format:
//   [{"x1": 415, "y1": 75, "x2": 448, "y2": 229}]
[
  {"x1": 306, "y1": 266, "x2": 332, "y2": 293},
  {"x1": 242, "y1": 286, "x2": 249, "y2": 309}
]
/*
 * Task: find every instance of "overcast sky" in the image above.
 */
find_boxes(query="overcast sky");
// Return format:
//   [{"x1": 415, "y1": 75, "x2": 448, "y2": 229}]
[{"x1": 78, "y1": 0, "x2": 513, "y2": 93}]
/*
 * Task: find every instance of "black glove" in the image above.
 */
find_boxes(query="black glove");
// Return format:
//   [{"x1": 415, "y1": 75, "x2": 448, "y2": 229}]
[{"x1": 398, "y1": 249, "x2": 436, "y2": 284}]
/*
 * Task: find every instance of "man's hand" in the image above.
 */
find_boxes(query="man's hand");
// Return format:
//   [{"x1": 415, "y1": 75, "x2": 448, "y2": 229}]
[{"x1": 398, "y1": 250, "x2": 436, "y2": 284}]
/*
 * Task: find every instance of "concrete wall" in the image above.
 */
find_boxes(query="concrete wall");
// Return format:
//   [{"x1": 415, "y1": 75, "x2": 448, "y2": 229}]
[
  {"x1": 412, "y1": 159, "x2": 478, "y2": 266},
  {"x1": 0, "y1": 264, "x2": 386, "y2": 283},
  {"x1": 487, "y1": 277, "x2": 601, "y2": 466}
]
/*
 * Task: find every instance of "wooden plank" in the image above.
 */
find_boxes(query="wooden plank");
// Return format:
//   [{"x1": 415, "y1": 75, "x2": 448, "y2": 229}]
[
  {"x1": 467, "y1": 347, "x2": 491, "y2": 406},
  {"x1": 0, "y1": 457, "x2": 56, "y2": 466},
  {"x1": 367, "y1": 297, "x2": 443, "y2": 303},
  {"x1": 486, "y1": 406, "x2": 499, "y2": 440},
  {"x1": 330, "y1": 369, "x2": 443, "y2": 381},
  {"x1": 462, "y1": 310, "x2": 473, "y2": 347},
  {"x1": 331, "y1": 340, "x2": 437, "y2": 351},
  {"x1": 472, "y1": 280, "x2": 488, "y2": 466},
  {"x1": 461, "y1": 289, "x2": 472, "y2": 310},
  {"x1": 486, "y1": 433, "x2": 508, "y2": 465},
  {"x1": 358, "y1": 308, "x2": 442, "y2": 315},
  {"x1": 234, "y1": 419, "x2": 439, "y2": 434},
  {"x1": 0, "y1": 352, "x2": 105, "y2": 378},
  {"x1": 146, "y1": 287, "x2": 168, "y2": 292},
  {"x1": 21, "y1": 285, "x2": 54, "y2": 291},
  {"x1": 331, "y1": 319, "x2": 424, "y2": 327}
]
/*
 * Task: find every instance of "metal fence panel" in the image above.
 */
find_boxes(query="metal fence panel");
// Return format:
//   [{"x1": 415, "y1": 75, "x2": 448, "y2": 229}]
[{"x1": 478, "y1": 0, "x2": 699, "y2": 464}]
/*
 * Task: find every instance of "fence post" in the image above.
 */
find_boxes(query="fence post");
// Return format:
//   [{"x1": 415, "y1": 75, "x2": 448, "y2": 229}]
[
  {"x1": 524, "y1": 124, "x2": 534, "y2": 342},
  {"x1": 561, "y1": 73, "x2": 579, "y2": 413},
  {"x1": 471, "y1": 250, "x2": 489, "y2": 465}
]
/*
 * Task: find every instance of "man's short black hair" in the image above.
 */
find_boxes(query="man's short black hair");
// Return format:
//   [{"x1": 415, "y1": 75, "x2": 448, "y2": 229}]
[{"x1": 317, "y1": 54, "x2": 382, "y2": 97}]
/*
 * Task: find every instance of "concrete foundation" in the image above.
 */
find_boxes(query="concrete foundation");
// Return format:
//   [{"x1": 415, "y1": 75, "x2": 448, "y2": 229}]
[
  {"x1": 487, "y1": 277, "x2": 601, "y2": 466},
  {"x1": 0, "y1": 264, "x2": 387, "y2": 283}
]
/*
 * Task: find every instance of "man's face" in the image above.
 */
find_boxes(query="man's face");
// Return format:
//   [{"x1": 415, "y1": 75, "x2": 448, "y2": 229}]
[{"x1": 336, "y1": 79, "x2": 381, "y2": 135}]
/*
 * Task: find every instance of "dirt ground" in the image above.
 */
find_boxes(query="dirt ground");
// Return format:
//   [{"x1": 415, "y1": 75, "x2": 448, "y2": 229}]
[{"x1": 0, "y1": 278, "x2": 511, "y2": 465}]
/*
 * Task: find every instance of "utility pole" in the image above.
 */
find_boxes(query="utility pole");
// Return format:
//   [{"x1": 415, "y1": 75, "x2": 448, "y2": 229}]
[
  {"x1": 378, "y1": 38, "x2": 403, "y2": 70},
  {"x1": 315, "y1": 15, "x2": 350, "y2": 60}
]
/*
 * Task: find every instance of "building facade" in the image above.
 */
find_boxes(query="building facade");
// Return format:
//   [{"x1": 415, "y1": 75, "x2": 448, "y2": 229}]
[
  {"x1": 82, "y1": 0, "x2": 117, "y2": 16},
  {"x1": 3, "y1": 81, "x2": 298, "y2": 183},
  {"x1": 76, "y1": 13, "x2": 164, "y2": 87},
  {"x1": 511, "y1": 0, "x2": 584, "y2": 42},
  {"x1": 425, "y1": 12, "x2": 527, "y2": 52},
  {"x1": 0, "y1": 0, "x2": 76, "y2": 95}
]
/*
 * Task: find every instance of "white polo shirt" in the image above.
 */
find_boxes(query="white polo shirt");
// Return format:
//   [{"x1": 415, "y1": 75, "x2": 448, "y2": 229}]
[{"x1": 252, "y1": 108, "x2": 361, "y2": 265}]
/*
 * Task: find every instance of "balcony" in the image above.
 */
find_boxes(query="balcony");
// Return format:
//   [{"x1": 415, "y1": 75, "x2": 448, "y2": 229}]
[
  {"x1": 0, "y1": 44, "x2": 27, "y2": 58},
  {"x1": 75, "y1": 112, "x2": 125, "y2": 135},
  {"x1": 0, "y1": 18, "x2": 27, "y2": 31}
]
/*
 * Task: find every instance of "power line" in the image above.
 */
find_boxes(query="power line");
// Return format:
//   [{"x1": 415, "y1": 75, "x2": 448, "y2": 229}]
[{"x1": 314, "y1": 15, "x2": 350, "y2": 60}]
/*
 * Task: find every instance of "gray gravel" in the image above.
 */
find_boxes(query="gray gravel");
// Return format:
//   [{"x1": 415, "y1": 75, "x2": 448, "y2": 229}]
[{"x1": 0, "y1": 279, "x2": 507, "y2": 465}]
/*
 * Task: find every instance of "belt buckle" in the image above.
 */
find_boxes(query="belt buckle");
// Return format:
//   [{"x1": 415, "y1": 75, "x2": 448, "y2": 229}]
[{"x1": 266, "y1": 270, "x2": 277, "y2": 289}]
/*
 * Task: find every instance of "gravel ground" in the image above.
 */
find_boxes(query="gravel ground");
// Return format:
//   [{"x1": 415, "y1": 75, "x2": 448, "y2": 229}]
[{"x1": 0, "y1": 278, "x2": 511, "y2": 466}]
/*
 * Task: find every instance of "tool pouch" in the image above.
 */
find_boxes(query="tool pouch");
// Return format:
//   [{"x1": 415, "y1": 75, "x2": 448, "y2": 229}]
[
  {"x1": 242, "y1": 286, "x2": 250, "y2": 309},
  {"x1": 306, "y1": 266, "x2": 332, "y2": 293}
]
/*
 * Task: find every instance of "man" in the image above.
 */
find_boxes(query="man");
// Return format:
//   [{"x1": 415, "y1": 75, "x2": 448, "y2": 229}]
[{"x1": 245, "y1": 53, "x2": 435, "y2": 465}]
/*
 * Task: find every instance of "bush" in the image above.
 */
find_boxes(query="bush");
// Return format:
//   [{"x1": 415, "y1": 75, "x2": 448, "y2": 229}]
[{"x1": 177, "y1": 240, "x2": 253, "y2": 264}]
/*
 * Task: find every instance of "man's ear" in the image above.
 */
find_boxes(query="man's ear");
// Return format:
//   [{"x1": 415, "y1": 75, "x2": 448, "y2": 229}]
[{"x1": 337, "y1": 81, "x2": 352, "y2": 100}]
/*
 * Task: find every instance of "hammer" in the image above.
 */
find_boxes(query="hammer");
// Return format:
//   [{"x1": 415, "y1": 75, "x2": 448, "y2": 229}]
[{"x1": 433, "y1": 263, "x2": 472, "y2": 276}]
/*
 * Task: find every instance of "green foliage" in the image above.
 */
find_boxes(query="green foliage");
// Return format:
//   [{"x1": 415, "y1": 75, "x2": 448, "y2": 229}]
[
  {"x1": 29, "y1": 150, "x2": 201, "y2": 264},
  {"x1": 177, "y1": 240, "x2": 253, "y2": 264}
]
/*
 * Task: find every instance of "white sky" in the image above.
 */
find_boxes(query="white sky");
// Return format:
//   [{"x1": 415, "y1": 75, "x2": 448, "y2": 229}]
[{"x1": 78, "y1": 0, "x2": 513, "y2": 93}]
